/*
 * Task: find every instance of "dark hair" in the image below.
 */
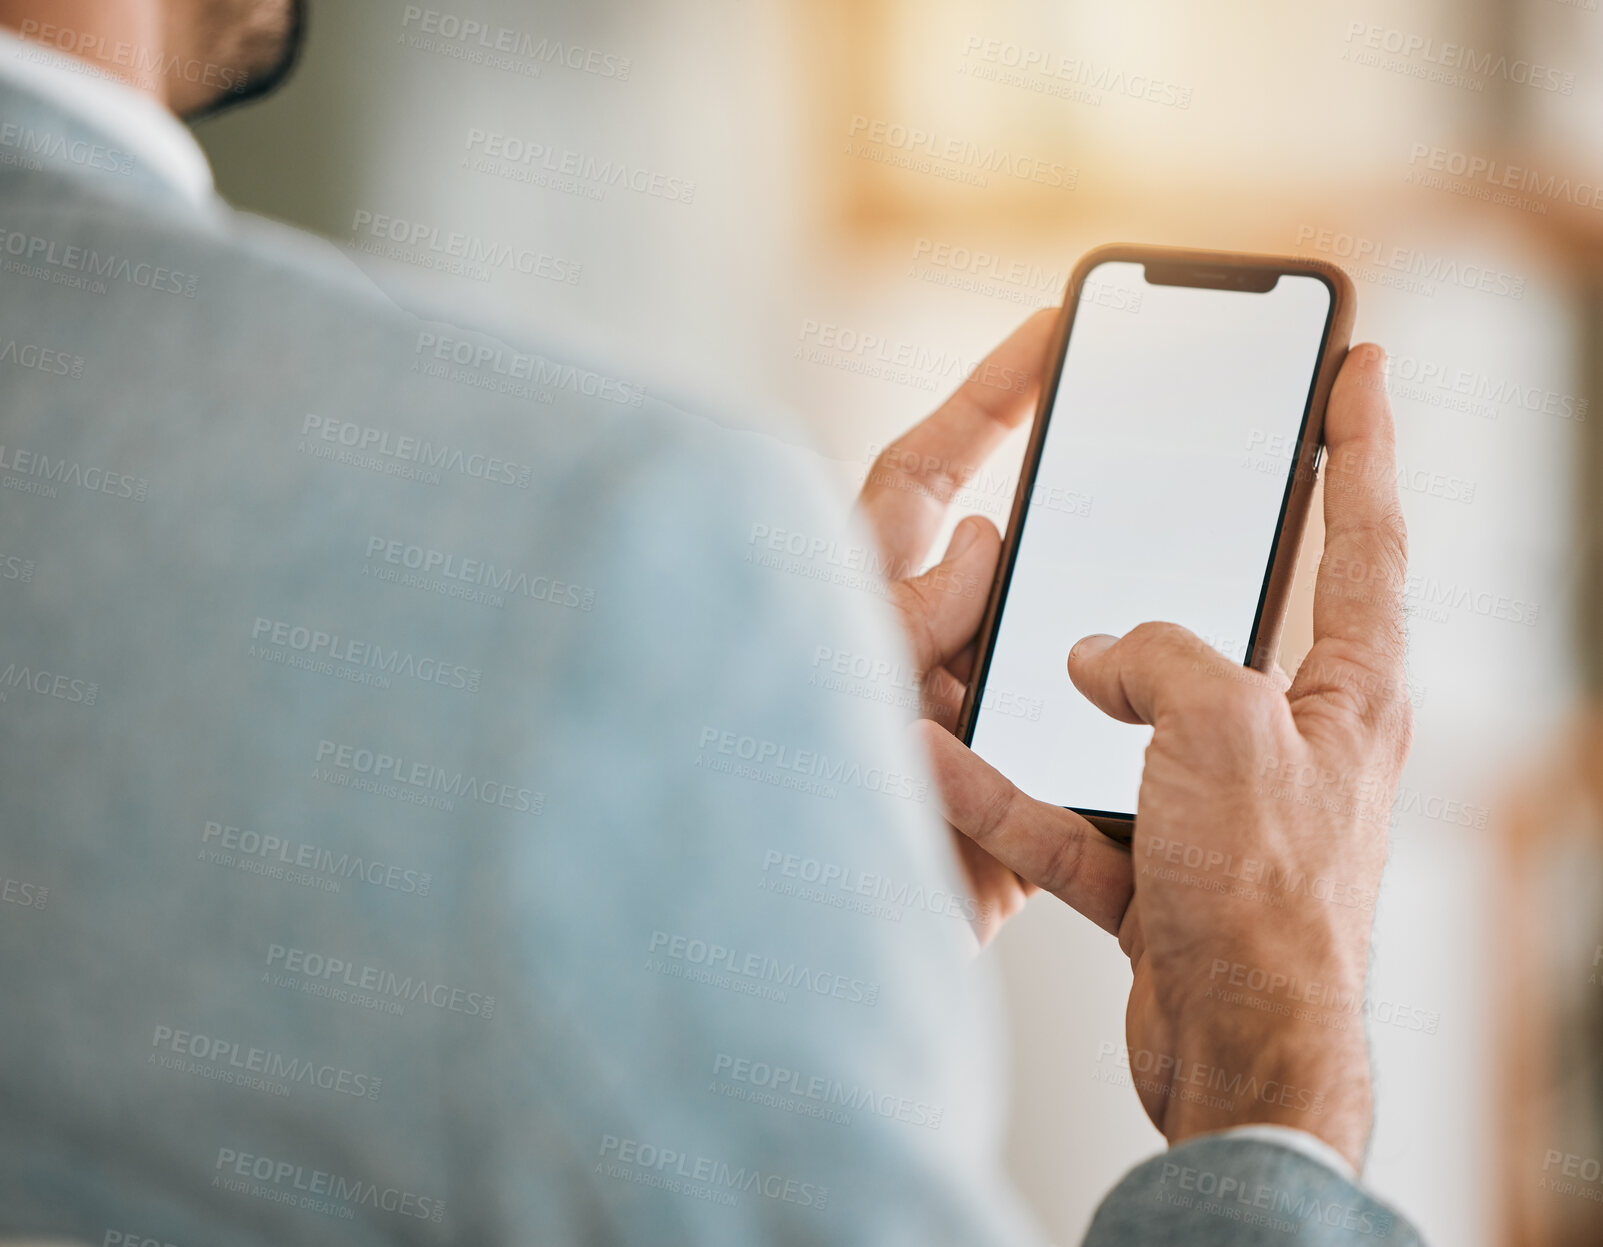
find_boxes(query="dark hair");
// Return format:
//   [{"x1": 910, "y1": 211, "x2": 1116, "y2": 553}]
[{"x1": 185, "y1": 0, "x2": 307, "y2": 122}]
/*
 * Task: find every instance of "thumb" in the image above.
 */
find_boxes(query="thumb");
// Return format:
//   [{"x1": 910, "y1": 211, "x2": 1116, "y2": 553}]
[
  {"x1": 1066, "y1": 621, "x2": 1252, "y2": 726},
  {"x1": 888, "y1": 515, "x2": 1000, "y2": 676}
]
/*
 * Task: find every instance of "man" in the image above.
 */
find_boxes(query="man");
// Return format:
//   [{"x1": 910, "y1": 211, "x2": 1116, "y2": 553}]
[{"x1": 0, "y1": 1, "x2": 1421, "y2": 1243}]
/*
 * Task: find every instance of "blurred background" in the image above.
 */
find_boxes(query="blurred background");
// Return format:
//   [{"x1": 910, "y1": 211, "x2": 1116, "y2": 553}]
[{"x1": 194, "y1": 1, "x2": 1603, "y2": 1243}]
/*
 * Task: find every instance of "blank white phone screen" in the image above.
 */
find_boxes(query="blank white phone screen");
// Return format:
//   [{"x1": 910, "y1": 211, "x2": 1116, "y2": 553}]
[{"x1": 968, "y1": 261, "x2": 1332, "y2": 816}]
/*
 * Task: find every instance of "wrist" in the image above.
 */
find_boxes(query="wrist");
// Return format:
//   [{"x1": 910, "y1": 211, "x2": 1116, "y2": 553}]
[{"x1": 1162, "y1": 1017, "x2": 1372, "y2": 1171}]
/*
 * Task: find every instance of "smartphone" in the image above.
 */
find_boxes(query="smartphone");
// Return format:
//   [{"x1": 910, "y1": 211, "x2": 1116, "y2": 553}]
[{"x1": 956, "y1": 244, "x2": 1355, "y2": 844}]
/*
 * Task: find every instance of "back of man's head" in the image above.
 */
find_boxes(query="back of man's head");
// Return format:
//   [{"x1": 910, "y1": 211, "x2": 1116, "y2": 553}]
[{"x1": 0, "y1": 0, "x2": 305, "y2": 117}]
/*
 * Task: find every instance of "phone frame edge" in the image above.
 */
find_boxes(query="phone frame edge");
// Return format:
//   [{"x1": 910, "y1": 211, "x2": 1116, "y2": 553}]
[{"x1": 954, "y1": 242, "x2": 1357, "y2": 847}]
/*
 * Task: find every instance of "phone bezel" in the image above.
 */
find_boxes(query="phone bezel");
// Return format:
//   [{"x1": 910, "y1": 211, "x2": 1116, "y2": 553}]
[{"x1": 955, "y1": 243, "x2": 1356, "y2": 845}]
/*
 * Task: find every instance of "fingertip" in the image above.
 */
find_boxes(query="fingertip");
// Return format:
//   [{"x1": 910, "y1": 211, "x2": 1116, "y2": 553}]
[
  {"x1": 944, "y1": 516, "x2": 984, "y2": 561},
  {"x1": 1327, "y1": 341, "x2": 1396, "y2": 447},
  {"x1": 909, "y1": 717, "x2": 958, "y2": 764},
  {"x1": 1348, "y1": 341, "x2": 1387, "y2": 372},
  {"x1": 1067, "y1": 633, "x2": 1117, "y2": 668},
  {"x1": 947, "y1": 513, "x2": 1000, "y2": 555}
]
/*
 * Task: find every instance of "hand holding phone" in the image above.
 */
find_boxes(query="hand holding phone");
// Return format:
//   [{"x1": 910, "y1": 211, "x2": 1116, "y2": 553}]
[
  {"x1": 916, "y1": 341, "x2": 1413, "y2": 1169},
  {"x1": 958, "y1": 245, "x2": 1355, "y2": 842}
]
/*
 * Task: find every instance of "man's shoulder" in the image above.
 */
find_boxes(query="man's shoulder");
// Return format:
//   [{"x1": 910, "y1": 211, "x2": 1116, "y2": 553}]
[{"x1": 1, "y1": 167, "x2": 823, "y2": 513}]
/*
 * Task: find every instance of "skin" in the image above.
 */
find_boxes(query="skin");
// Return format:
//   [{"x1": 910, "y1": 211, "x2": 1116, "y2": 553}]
[
  {"x1": 858, "y1": 312, "x2": 1412, "y2": 1171},
  {"x1": 0, "y1": 0, "x2": 298, "y2": 116}
]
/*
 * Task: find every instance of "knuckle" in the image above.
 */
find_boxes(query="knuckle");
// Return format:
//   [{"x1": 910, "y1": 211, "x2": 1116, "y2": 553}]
[
  {"x1": 1388, "y1": 697, "x2": 1416, "y2": 769},
  {"x1": 1352, "y1": 508, "x2": 1410, "y2": 583},
  {"x1": 1038, "y1": 819, "x2": 1087, "y2": 897},
  {"x1": 1377, "y1": 505, "x2": 1410, "y2": 570},
  {"x1": 1174, "y1": 674, "x2": 1255, "y2": 722},
  {"x1": 972, "y1": 781, "x2": 1019, "y2": 849},
  {"x1": 870, "y1": 442, "x2": 962, "y2": 506},
  {"x1": 1122, "y1": 619, "x2": 1190, "y2": 662},
  {"x1": 1295, "y1": 697, "x2": 1373, "y2": 763},
  {"x1": 889, "y1": 579, "x2": 940, "y2": 669},
  {"x1": 1126, "y1": 619, "x2": 1184, "y2": 644}
]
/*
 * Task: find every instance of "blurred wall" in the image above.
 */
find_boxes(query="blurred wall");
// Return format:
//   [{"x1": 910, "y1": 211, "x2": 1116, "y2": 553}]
[{"x1": 195, "y1": 2, "x2": 1589, "y2": 1243}]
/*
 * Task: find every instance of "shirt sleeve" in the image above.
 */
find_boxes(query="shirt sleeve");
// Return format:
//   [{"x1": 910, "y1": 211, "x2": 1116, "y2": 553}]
[
  {"x1": 451, "y1": 400, "x2": 1051, "y2": 1247},
  {"x1": 1208, "y1": 1125, "x2": 1359, "y2": 1183},
  {"x1": 1083, "y1": 1133, "x2": 1426, "y2": 1246}
]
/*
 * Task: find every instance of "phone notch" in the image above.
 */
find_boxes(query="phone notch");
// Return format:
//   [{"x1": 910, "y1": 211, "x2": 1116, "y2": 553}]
[{"x1": 1142, "y1": 262, "x2": 1280, "y2": 294}]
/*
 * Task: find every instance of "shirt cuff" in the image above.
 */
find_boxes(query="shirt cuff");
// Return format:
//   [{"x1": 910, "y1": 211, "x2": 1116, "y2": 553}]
[{"x1": 1189, "y1": 1125, "x2": 1359, "y2": 1184}]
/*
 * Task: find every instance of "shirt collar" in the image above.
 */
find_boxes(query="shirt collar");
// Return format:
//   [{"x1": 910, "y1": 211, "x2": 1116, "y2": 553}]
[{"x1": 0, "y1": 25, "x2": 216, "y2": 211}]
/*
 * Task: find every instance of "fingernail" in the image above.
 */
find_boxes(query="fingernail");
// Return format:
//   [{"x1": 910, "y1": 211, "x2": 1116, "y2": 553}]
[
  {"x1": 946, "y1": 517, "x2": 981, "y2": 560},
  {"x1": 1070, "y1": 633, "x2": 1116, "y2": 662}
]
